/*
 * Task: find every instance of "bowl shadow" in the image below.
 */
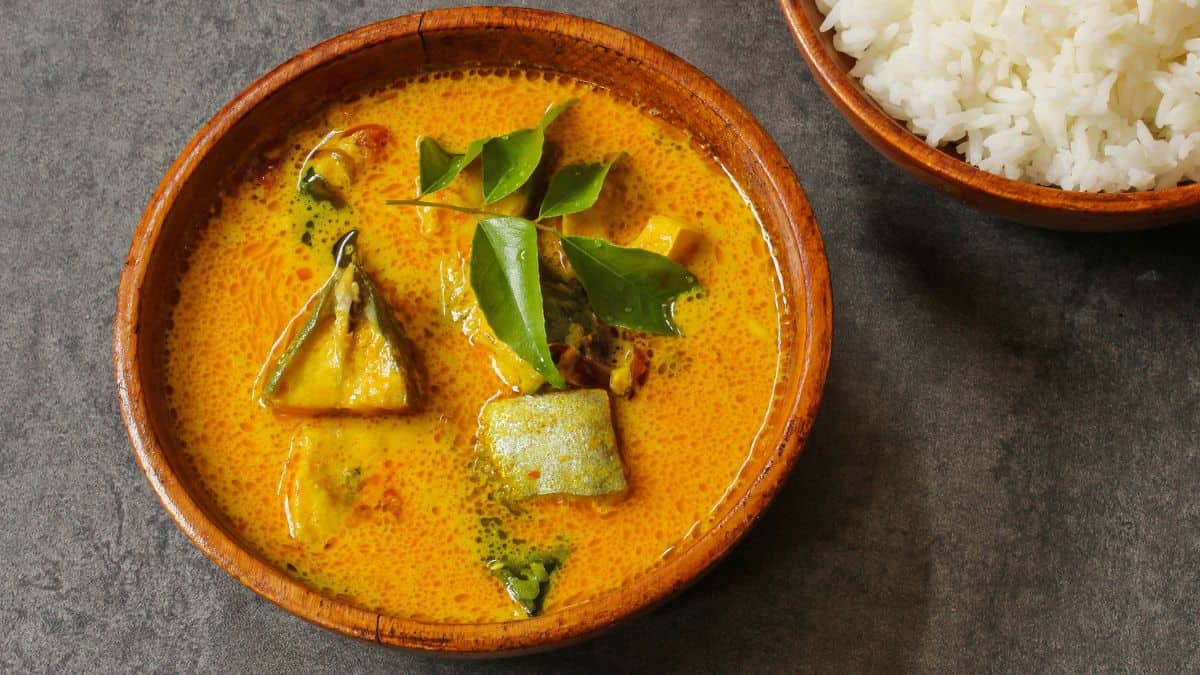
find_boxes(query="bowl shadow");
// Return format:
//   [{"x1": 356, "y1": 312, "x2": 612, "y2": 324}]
[
  {"x1": 458, "y1": 356, "x2": 935, "y2": 673},
  {"x1": 853, "y1": 176, "x2": 1200, "y2": 668}
]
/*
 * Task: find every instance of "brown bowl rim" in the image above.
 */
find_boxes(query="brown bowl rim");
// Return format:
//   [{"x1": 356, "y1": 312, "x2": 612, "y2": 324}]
[
  {"x1": 114, "y1": 6, "x2": 832, "y2": 655},
  {"x1": 778, "y1": 0, "x2": 1200, "y2": 229}
]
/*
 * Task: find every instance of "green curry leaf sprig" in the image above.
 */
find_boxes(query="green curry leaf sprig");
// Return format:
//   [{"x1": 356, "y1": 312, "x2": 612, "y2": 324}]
[
  {"x1": 560, "y1": 235, "x2": 697, "y2": 335},
  {"x1": 388, "y1": 102, "x2": 701, "y2": 388},
  {"x1": 538, "y1": 152, "x2": 623, "y2": 220},
  {"x1": 470, "y1": 216, "x2": 565, "y2": 389},
  {"x1": 416, "y1": 101, "x2": 571, "y2": 202}
]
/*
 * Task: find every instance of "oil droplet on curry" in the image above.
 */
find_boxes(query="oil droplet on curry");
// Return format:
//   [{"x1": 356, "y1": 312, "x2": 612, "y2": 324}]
[{"x1": 165, "y1": 69, "x2": 784, "y2": 622}]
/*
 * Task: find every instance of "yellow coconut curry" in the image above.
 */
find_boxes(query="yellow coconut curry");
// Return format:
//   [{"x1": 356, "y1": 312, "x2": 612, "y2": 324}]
[{"x1": 164, "y1": 69, "x2": 783, "y2": 622}]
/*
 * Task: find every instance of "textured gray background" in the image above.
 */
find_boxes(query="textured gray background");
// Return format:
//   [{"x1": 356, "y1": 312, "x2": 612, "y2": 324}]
[{"x1": 4, "y1": 0, "x2": 1200, "y2": 672}]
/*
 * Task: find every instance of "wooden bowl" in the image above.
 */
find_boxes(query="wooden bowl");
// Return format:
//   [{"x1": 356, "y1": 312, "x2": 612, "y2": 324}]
[
  {"x1": 113, "y1": 7, "x2": 832, "y2": 656},
  {"x1": 779, "y1": 0, "x2": 1200, "y2": 231}
]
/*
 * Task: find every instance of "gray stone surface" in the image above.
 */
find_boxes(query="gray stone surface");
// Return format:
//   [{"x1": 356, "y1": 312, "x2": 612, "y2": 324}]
[{"x1": 3, "y1": 0, "x2": 1200, "y2": 671}]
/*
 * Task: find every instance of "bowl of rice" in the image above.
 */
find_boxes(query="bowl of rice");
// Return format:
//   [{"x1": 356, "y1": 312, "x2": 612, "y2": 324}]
[{"x1": 780, "y1": 0, "x2": 1200, "y2": 230}]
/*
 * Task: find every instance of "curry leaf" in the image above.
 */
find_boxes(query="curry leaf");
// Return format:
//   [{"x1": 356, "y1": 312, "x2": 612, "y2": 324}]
[
  {"x1": 537, "y1": 152, "x2": 624, "y2": 220},
  {"x1": 470, "y1": 217, "x2": 566, "y2": 388},
  {"x1": 538, "y1": 99, "x2": 574, "y2": 130},
  {"x1": 560, "y1": 236, "x2": 700, "y2": 335},
  {"x1": 481, "y1": 101, "x2": 574, "y2": 205},
  {"x1": 418, "y1": 137, "x2": 485, "y2": 196}
]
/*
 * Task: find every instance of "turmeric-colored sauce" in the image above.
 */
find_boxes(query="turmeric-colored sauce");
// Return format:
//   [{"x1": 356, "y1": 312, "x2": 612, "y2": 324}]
[{"x1": 164, "y1": 69, "x2": 783, "y2": 622}]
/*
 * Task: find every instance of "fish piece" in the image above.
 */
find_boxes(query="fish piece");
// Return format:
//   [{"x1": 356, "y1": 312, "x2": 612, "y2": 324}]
[
  {"x1": 279, "y1": 421, "x2": 402, "y2": 547},
  {"x1": 293, "y1": 126, "x2": 389, "y2": 248},
  {"x1": 478, "y1": 389, "x2": 627, "y2": 499},
  {"x1": 628, "y1": 214, "x2": 703, "y2": 263},
  {"x1": 261, "y1": 230, "x2": 419, "y2": 413},
  {"x1": 298, "y1": 125, "x2": 390, "y2": 206}
]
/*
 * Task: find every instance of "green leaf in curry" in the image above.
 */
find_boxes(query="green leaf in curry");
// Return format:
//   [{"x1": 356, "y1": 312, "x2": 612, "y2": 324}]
[
  {"x1": 561, "y1": 235, "x2": 701, "y2": 335},
  {"x1": 417, "y1": 136, "x2": 486, "y2": 196},
  {"x1": 470, "y1": 217, "x2": 566, "y2": 389},
  {"x1": 488, "y1": 550, "x2": 565, "y2": 617},
  {"x1": 537, "y1": 152, "x2": 623, "y2": 220},
  {"x1": 476, "y1": 516, "x2": 568, "y2": 617},
  {"x1": 480, "y1": 100, "x2": 573, "y2": 204}
]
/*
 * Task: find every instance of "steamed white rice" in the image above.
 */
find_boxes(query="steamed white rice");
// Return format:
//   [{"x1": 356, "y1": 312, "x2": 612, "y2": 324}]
[{"x1": 815, "y1": 0, "x2": 1200, "y2": 192}]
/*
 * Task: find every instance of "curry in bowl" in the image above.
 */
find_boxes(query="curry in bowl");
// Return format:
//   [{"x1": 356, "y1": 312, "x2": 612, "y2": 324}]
[{"x1": 160, "y1": 68, "x2": 785, "y2": 623}]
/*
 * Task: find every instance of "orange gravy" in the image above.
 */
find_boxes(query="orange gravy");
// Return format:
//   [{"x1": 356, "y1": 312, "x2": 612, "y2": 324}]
[{"x1": 164, "y1": 69, "x2": 783, "y2": 622}]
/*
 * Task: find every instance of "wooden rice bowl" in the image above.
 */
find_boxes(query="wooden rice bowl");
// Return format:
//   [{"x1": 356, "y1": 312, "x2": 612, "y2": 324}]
[{"x1": 780, "y1": 0, "x2": 1200, "y2": 231}]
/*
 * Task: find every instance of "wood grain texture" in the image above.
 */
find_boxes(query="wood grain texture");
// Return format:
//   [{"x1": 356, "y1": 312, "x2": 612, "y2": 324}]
[
  {"x1": 112, "y1": 7, "x2": 832, "y2": 657},
  {"x1": 779, "y1": 0, "x2": 1200, "y2": 231}
]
